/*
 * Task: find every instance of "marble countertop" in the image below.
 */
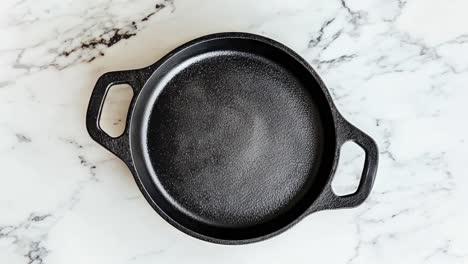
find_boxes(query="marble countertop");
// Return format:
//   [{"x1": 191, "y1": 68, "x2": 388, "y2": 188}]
[{"x1": 2, "y1": 0, "x2": 468, "y2": 263}]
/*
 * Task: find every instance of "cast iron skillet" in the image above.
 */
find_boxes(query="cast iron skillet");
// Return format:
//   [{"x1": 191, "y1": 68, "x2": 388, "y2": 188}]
[{"x1": 86, "y1": 32, "x2": 378, "y2": 244}]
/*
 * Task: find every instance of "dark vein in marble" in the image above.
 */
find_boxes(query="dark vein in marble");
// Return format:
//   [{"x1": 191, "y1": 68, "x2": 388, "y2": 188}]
[
  {"x1": 426, "y1": 240, "x2": 468, "y2": 261},
  {"x1": 141, "y1": 2, "x2": 168, "y2": 21},
  {"x1": 25, "y1": 241, "x2": 48, "y2": 264},
  {"x1": 0, "y1": 213, "x2": 52, "y2": 264},
  {"x1": 9, "y1": 1, "x2": 174, "y2": 75},
  {"x1": 317, "y1": 54, "x2": 356, "y2": 69},
  {"x1": 61, "y1": 27, "x2": 137, "y2": 58},
  {"x1": 60, "y1": 138, "x2": 84, "y2": 149},
  {"x1": 113, "y1": 118, "x2": 123, "y2": 126},
  {"x1": 60, "y1": 3, "x2": 168, "y2": 61},
  {"x1": 340, "y1": 0, "x2": 362, "y2": 22},
  {"x1": 78, "y1": 155, "x2": 97, "y2": 177},
  {"x1": 308, "y1": 17, "x2": 336, "y2": 48},
  {"x1": 397, "y1": 0, "x2": 407, "y2": 9},
  {"x1": 29, "y1": 214, "x2": 51, "y2": 222},
  {"x1": 16, "y1": 133, "x2": 31, "y2": 143}
]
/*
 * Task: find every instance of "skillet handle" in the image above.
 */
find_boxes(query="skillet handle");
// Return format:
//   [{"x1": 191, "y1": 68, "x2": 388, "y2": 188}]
[
  {"x1": 310, "y1": 115, "x2": 378, "y2": 212},
  {"x1": 86, "y1": 70, "x2": 143, "y2": 164}
]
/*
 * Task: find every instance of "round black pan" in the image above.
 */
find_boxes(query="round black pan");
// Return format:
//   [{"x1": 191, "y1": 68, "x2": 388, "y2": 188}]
[{"x1": 86, "y1": 32, "x2": 378, "y2": 244}]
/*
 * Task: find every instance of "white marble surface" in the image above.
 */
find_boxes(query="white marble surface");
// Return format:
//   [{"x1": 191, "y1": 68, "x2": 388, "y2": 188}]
[{"x1": 1, "y1": 0, "x2": 468, "y2": 263}]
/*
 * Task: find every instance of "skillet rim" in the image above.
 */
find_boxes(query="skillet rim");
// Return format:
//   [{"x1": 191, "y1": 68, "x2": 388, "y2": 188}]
[{"x1": 127, "y1": 32, "x2": 341, "y2": 244}]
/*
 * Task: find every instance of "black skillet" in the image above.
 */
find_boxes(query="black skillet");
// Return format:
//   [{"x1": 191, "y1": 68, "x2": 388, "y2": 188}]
[{"x1": 86, "y1": 32, "x2": 378, "y2": 244}]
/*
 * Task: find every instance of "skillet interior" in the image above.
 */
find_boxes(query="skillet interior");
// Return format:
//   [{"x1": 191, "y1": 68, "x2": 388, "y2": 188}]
[{"x1": 130, "y1": 35, "x2": 336, "y2": 242}]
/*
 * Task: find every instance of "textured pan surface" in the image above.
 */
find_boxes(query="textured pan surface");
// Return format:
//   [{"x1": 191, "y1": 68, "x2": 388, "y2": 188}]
[
  {"x1": 130, "y1": 37, "x2": 336, "y2": 239},
  {"x1": 147, "y1": 51, "x2": 323, "y2": 227}
]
